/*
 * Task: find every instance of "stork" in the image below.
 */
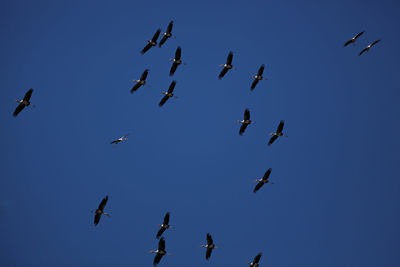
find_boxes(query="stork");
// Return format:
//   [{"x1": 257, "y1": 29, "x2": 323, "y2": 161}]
[
  {"x1": 159, "y1": 21, "x2": 174, "y2": 48},
  {"x1": 91, "y1": 195, "x2": 110, "y2": 226},
  {"x1": 13, "y1": 88, "x2": 34, "y2": 117},
  {"x1": 359, "y1": 40, "x2": 381, "y2": 55},
  {"x1": 110, "y1": 134, "x2": 129, "y2": 145},
  {"x1": 237, "y1": 109, "x2": 254, "y2": 135},
  {"x1": 344, "y1": 31, "x2": 364, "y2": 47},
  {"x1": 131, "y1": 69, "x2": 149, "y2": 93},
  {"x1": 253, "y1": 169, "x2": 273, "y2": 193},
  {"x1": 156, "y1": 212, "x2": 173, "y2": 239},
  {"x1": 169, "y1": 46, "x2": 183, "y2": 76},
  {"x1": 159, "y1": 81, "x2": 177, "y2": 107},
  {"x1": 218, "y1": 51, "x2": 234, "y2": 79},
  {"x1": 251, "y1": 65, "x2": 267, "y2": 91},
  {"x1": 141, "y1": 29, "x2": 161, "y2": 54},
  {"x1": 247, "y1": 253, "x2": 263, "y2": 267},
  {"x1": 267, "y1": 120, "x2": 287, "y2": 146},
  {"x1": 201, "y1": 233, "x2": 218, "y2": 260},
  {"x1": 149, "y1": 237, "x2": 171, "y2": 266}
]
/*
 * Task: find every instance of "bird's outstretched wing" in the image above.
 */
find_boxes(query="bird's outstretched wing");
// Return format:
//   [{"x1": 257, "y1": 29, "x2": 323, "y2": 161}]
[
  {"x1": 344, "y1": 39, "x2": 353, "y2": 47},
  {"x1": 359, "y1": 47, "x2": 368, "y2": 56},
  {"x1": 13, "y1": 103, "x2": 25, "y2": 117},
  {"x1": 257, "y1": 65, "x2": 264, "y2": 76},
  {"x1": 158, "y1": 95, "x2": 169, "y2": 107},
  {"x1": 163, "y1": 212, "x2": 170, "y2": 225},
  {"x1": 276, "y1": 120, "x2": 285, "y2": 133},
  {"x1": 98, "y1": 196, "x2": 108, "y2": 210},
  {"x1": 239, "y1": 124, "x2": 248, "y2": 135},
  {"x1": 267, "y1": 135, "x2": 278, "y2": 146},
  {"x1": 253, "y1": 181, "x2": 264, "y2": 193},
  {"x1": 169, "y1": 62, "x2": 178, "y2": 76},
  {"x1": 141, "y1": 43, "x2": 152, "y2": 54},
  {"x1": 253, "y1": 253, "x2": 262, "y2": 263},
  {"x1": 158, "y1": 237, "x2": 166, "y2": 250},
  {"x1": 251, "y1": 79, "x2": 259, "y2": 90},
  {"x1": 110, "y1": 140, "x2": 117, "y2": 144},
  {"x1": 175, "y1": 46, "x2": 181, "y2": 60},
  {"x1": 130, "y1": 83, "x2": 141, "y2": 93},
  {"x1": 263, "y1": 168, "x2": 272, "y2": 179},
  {"x1": 156, "y1": 227, "x2": 166, "y2": 239},
  {"x1": 371, "y1": 39, "x2": 381, "y2": 47},
  {"x1": 166, "y1": 21, "x2": 174, "y2": 34},
  {"x1": 24, "y1": 89, "x2": 33, "y2": 101},
  {"x1": 226, "y1": 51, "x2": 233, "y2": 65},
  {"x1": 206, "y1": 233, "x2": 213, "y2": 245},
  {"x1": 152, "y1": 29, "x2": 161, "y2": 42},
  {"x1": 206, "y1": 247, "x2": 213, "y2": 260},
  {"x1": 244, "y1": 109, "x2": 250, "y2": 120},
  {"x1": 218, "y1": 68, "x2": 228, "y2": 79},
  {"x1": 141, "y1": 69, "x2": 149, "y2": 80},
  {"x1": 159, "y1": 36, "x2": 168, "y2": 47},
  {"x1": 354, "y1": 31, "x2": 364, "y2": 39},
  {"x1": 94, "y1": 213, "x2": 101, "y2": 226},
  {"x1": 153, "y1": 253, "x2": 163, "y2": 266}
]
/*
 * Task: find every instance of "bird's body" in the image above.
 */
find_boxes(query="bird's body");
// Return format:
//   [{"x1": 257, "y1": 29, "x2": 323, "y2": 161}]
[
  {"x1": 91, "y1": 196, "x2": 110, "y2": 226},
  {"x1": 169, "y1": 46, "x2": 183, "y2": 76},
  {"x1": 159, "y1": 21, "x2": 174, "y2": 48},
  {"x1": 218, "y1": 51, "x2": 234, "y2": 79},
  {"x1": 141, "y1": 29, "x2": 161, "y2": 54},
  {"x1": 359, "y1": 40, "x2": 381, "y2": 55},
  {"x1": 159, "y1": 81, "x2": 177, "y2": 107},
  {"x1": 237, "y1": 109, "x2": 254, "y2": 135},
  {"x1": 201, "y1": 233, "x2": 218, "y2": 260},
  {"x1": 267, "y1": 120, "x2": 286, "y2": 146},
  {"x1": 253, "y1": 169, "x2": 273, "y2": 193},
  {"x1": 150, "y1": 237, "x2": 170, "y2": 266},
  {"x1": 110, "y1": 134, "x2": 129, "y2": 145},
  {"x1": 13, "y1": 88, "x2": 34, "y2": 117},
  {"x1": 156, "y1": 212, "x2": 172, "y2": 239},
  {"x1": 344, "y1": 31, "x2": 364, "y2": 47},
  {"x1": 251, "y1": 65, "x2": 266, "y2": 90},
  {"x1": 247, "y1": 253, "x2": 262, "y2": 267},
  {"x1": 131, "y1": 69, "x2": 149, "y2": 93}
]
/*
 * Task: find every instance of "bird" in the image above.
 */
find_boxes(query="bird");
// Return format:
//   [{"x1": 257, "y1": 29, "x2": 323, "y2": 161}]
[
  {"x1": 110, "y1": 134, "x2": 129, "y2": 145},
  {"x1": 91, "y1": 195, "x2": 110, "y2": 226},
  {"x1": 344, "y1": 31, "x2": 364, "y2": 47},
  {"x1": 131, "y1": 69, "x2": 149, "y2": 93},
  {"x1": 201, "y1": 233, "x2": 218, "y2": 260},
  {"x1": 149, "y1": 237, "x2": 171, "y2": 266},
  {"x1": 253, "y1": 169, "x2": 273, "y2": 193},
  {"x1": 251, "y1": 65, "x2": 267, "y2": 91},
  {"x1": 169, "y1": 46, "x2": 183, "y2": 76},
  {"x1": 218, "y1": 51, "x2": 234, "y2": 79},
  {"x1": 13, "y1": 88, "x2": 34, "y2": 117},
  {"x1": 159, "y1": 81, "x2": 177, "y2": 107},
  {"x1": 156, "y1": 212, "x2": 173, "y2": 239},
  {"x1": 359, "y1": 40, "x2": 381, "y2": 55},
  {"x1": 141, "y1": 29, "x2": 161, "y2": 54},
  {"x1": 247, "y1": 253, "x2": 262, "y2": 267},
  {"x1": 267, "y1": 120, "x2": 286, "y2": 146},
  {"x1": 159, "y1": 21, "x2": 174, "y2": 48},
  {"x1": 237, "y1": 109, "x2": 255, "y2": 135}
]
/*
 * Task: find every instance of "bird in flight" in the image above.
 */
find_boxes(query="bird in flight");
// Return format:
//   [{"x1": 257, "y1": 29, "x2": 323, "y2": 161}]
[
  {"x1": 169, "y1": 46, "x2": 184, "y2": 76},
  {"x1": 141, "y1": 29, "x2": 161, "y2": 54},
  {"x1": 131, "y1": 69, "x2": 149, "y2": 93},
  {"x1": 237, "y1": 108, "x2": 255, "y2": 135},
  {"x1": 218, "y1": 51, "x2": 234, "y2": 79},
  {"x1": 344, "y1": 31, "x2": 364, "y2": 47},
  {"x1": 156, "y1": 212, "x2": 173, "y2": 239},
  {"x1": 359, "y1": 40, "x2": 381, "y2": 56},
  {"x1": 267, "y1": 120, "x2": 287, "y2": 146},
  {"x1": 13, "y1": 88, "x2": 34, "y2": 117},
  {"x1": 110, "y1": 134, "x2": 129, "y2": 145},
  {"x1": 159, "y1": 21, "x2": 174, "y2": 48},
  {"x1": 247, "y1": 253, "x2": 263, "y2": 267},
  {"x1": 159, "y1": 81, "x2": 177, "y2": 107},
  {"x1": 201, "y1": 233, "x2": 218, "y2": 260},
  {"x1": 149, "y1": 237, "x2": 171, "y2": 266},
  {"x1": 251, "y1": 65, "x2": 267, "y2": 91},
  {"x1": 91, "y1": 195, "x2": 110, "y2": 226},
  {"x1": 253, "y1": 169, "x2": 273, "y2": 193}
]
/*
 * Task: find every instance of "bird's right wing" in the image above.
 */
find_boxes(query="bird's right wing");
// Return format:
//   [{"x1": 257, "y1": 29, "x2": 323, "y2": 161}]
[
  {"x1": 359, "y1": 48, "x2": 368, "y2": 56},
  {"x1": 276, "y1": 120, "x2": 285, "y2": 133},
  {"x1": 263, "y1": 168, "x2": 272, "y2": 179},
  {"x1": 163, "y1": 212, "x2": 170, "y2": 225},
  {"x1": 98, "y1": 196, "x2": 108, "y2": 210},
  {"x1": 239, "y1": 123, "x2": 248, "y2": 136},
  {"x1": 158, "y1": 36, "x2": 168, "y2": 47},
  {"x1": 152, "y1": 29, "x2": 161, "y2": 42},
  {"x1": 218, "y1": 68, "x2": 228, "y2": 79},
  {"x1": 206, "y1": 233, "x2": 213, "y2": 245},
  {"x1": 253, "y1": 181, "x2": 264, "y2": 193},
  {"x1": 253, "y1": 253, "x2": 262, "y2": 263},
  {"x1": 267, "y1": 135, "x2": 278, "y2": 146},
  {"x1": 13, "y1": 103, "x2": 25, "y2": 117},
  {"x1": 354, "y1": 31, "x2": 364, "y2": 40},
  {"x1": 156, "y1": 228, "x2": 166, "y2": 239},
  {"x1": 344, "y1": 39, "x2": 352, "y2": 47},
  {"x1": 94, "y1": 213, "x2": 101, "y2": 225},
  {"x1": 169, "y1": 62, "x2": 178, "y2": 76},
  {"x1": 166, "y1": 21, "x2": 174, "y2": 34},
  {"x1": 153, "y1": 253, "x2": 163, "y2": 266},
  {"x1": 257, "y1": 65, "x2": 265, "y2": 76},
  {"x1": 141, "y1": 43, "x2": 152, "y2": 54},
  {"x1": 130, "y1": 83, "x2": 141, "y2": 93},
  {"x1": 250, "y1": 79, "x2": 259, "y2": 90},
  {"x1": 244, "y1": 109, "x2": 250, "y2": 120},
  {"x1": 23, "y1": 89, "x2": 33, "y2": 101},
  {"x1": 158, "y1": 95, "x2": 169, "y2": 107},
  {"x1": 158, "y1": 237, "x2": 166, "y2": 250},
  {"x1": 226, "y1": 51, "x2": 233, "y2": 65},
  {"x1": 140, "y1": 69, "x2": 149, "y2": 80},
  {"x1": 175, "y1": 46, "x2": 181, "y2": 60},
  {"x1": 206, "y1": 247, "x2": 213, "y2": 260}
]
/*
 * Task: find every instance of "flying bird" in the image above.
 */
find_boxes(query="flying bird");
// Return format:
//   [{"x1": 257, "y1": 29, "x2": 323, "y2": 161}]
[
  {"x1": 267, "y1": 120, "x2": 286, "y2": 146},
  {"x1": 110, "y1": 134, "x2": 129, "y2": 145},
  {"x1": 131, "y1": 69, "x2": 149, "y2": 93},
  {"x1": 149, "y1": 237, "x2": 170, "y2": 266},
  {"x1": 141, "y1": 29, "x2": 161, "y2": 54},
  {"x1": 359, "y1": 40, "x2": 381, "y2": 55},
  {"x1": 201, "y1": 233, "x2": 218, "y2": 260},
  {"x1": 13, "y1": 88, "x2": 34, "y2": 117},
  {"x1": 251, "y1": 65, "x2": 267, "y2": 90},
  {"x1": 91, "y1": 195, "x2": 110, "y2": 226},
  {"x1": 218, "y1": 51, "x2": 234, "y2": 79},
  {"x1": 159, "y1": 81, "x2": 177, "y2": 107},
  {"x1": 156, "y1": 212, "x2": 173, "y2": 239},
  {"x1": 159, "y1": 21, "x2": 174, "y2": 48},
  {"x1": 253, "y1": 169, "x2": 273, "y2": 193},
  {"x1": 344, "y1": 31, "x2": 364, "y2": 47},
  {"x1": 247, "y1": 253, "x2": 262, "y2": 267},
  {"x1": 237, "y1": 109, "x2": 255, "y2": 135},
  {"x1": 169, "y1": 46, "x2": 183, "y2": 76}
]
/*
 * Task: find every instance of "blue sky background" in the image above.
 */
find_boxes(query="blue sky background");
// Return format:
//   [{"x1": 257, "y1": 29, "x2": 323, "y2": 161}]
[{"x1": 1, "y1": 0, "x2": 400, "y2": 266}]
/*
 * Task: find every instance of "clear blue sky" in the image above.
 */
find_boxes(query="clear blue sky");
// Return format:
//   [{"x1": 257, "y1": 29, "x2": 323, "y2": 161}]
[{"x1": 1, "y1": 0, "x2": 400, "y2": 266}]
